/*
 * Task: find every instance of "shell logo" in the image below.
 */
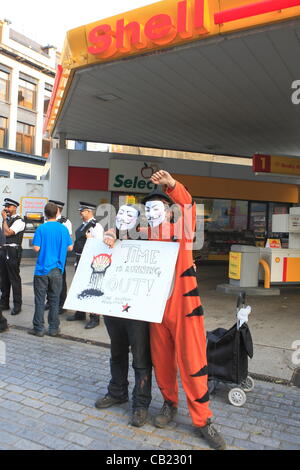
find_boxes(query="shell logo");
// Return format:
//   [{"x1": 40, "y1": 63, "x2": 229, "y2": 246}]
[{"x1": 275, "y1": 257, "x2": 281, "y2": 263}]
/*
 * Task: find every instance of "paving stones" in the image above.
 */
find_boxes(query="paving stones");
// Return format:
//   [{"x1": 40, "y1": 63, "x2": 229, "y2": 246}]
[{"x1": 0, "y1": 329, "x2": 299, "y2": 450}]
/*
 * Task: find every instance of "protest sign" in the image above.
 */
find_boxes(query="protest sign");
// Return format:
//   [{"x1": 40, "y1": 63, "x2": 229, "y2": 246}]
[{"x1": 64, "y1": 239, "x2": 179, "y2": 323}]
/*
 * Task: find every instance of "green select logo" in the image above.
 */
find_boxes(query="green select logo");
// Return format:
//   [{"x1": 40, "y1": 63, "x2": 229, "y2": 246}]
[{"x1": 113, "y1": 163, "x2": 158, "y2": 191}]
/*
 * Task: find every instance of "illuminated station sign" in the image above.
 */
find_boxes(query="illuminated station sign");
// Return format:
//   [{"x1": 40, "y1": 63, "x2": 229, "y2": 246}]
[{"x1": 46, "y1": 0, "x2": 300, "y2": 133}]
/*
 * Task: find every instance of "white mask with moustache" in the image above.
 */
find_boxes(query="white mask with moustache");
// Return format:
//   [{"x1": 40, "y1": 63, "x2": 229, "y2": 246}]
[
  {"x1": 116, "y1": 205, "x2": 139, "y2": 230},
  {"x1": 145, "y1": 200, "x2": 167, "y2": 228}
]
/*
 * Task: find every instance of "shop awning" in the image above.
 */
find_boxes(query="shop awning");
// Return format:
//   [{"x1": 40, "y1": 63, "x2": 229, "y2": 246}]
[{"x1": 48, "y1": 0, "x2": 300, "y2": 157}]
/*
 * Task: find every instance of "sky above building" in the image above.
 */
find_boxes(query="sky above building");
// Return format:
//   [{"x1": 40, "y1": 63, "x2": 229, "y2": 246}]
[{"x1": 2, "y1": 0, "x2": 160, "y2": 51}]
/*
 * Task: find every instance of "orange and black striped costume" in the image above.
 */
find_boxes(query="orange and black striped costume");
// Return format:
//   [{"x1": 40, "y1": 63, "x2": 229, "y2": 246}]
[{"x1": 148, "y1": 181, "x2": 213, "y2": 427}]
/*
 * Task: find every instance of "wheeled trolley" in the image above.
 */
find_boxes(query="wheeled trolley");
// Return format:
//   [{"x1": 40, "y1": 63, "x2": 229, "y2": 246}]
[{"x1": 206, "y1": 292, "x2": 254, "y2": 407}]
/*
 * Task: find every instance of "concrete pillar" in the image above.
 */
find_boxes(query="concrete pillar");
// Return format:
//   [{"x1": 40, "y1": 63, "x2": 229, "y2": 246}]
[
  {"x1": 48, "y1": 149, "x2": 69, "y2": 209},
  {"x1": 58, "y1": 132, "x2": 67, "y2": 149}
]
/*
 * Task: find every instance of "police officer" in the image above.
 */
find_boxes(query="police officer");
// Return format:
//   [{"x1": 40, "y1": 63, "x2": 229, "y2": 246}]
[
  {"x1": 0, "y1": 226, "x2": 8, "y2": 332},
  {"x1": 44, "y1": 200, "x2": 73, "y2": 314},
  {"x1": 0, "y1": 198, "x2": 25, "y2": 315},
  {"x1": 67, "y1": 202, "x2": 103, "y2": 329},
  {"x1": 0, "y1": 224, "x2": 5, "y2": 289}
]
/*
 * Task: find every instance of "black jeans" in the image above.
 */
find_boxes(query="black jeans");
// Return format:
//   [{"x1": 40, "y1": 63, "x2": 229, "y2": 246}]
[
  {"x1": 0, "y1": 247, "x2": 22, "y2": 309},
  {"x1": 104, "y1": 316, "x2": 152, "y2": 410},
  {"x1": 33, "y1": 268, "x2": 62, "y2": 333}
]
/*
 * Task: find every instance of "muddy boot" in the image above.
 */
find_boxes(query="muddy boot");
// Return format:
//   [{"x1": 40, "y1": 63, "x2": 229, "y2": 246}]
[
  {"x1": 131, "y1": 408, "x2": 148, "y2": 428},
  {"x1": 153, "y1": 401, "x2": 177, "y2": 428},
  {"x1": 196, "y1": 419, "x2": 226, "y2": 450},
  {"x1": 95, "y1": 394, "x2": 128, "y2": 409}
]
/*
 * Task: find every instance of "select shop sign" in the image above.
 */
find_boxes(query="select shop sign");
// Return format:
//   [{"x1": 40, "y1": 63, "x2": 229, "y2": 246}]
[{"x1": 109, "y1": 160, "x2": 161, "y2": 193}]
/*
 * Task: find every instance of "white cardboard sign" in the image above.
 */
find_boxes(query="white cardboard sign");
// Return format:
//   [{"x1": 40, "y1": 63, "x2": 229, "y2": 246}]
[{"x1": 64, "y1": 239, "x2": 179, "y2": 323}]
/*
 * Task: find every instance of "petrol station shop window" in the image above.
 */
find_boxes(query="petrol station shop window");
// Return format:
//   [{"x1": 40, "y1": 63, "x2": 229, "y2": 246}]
[
  {"x1": 195, "y1": 198, "x2": 248, "y2": 231},
  {"x1": 16, "y1": 122, "x2": 35, "y2": 154},
  {"x1": 0, "y1": 68, "x2": 10, "y2": 102},
  {"x1": 0, "y1": 116, "x2": 8, "y2": 148},
  {"x1": 18, "y1": 77, "x2": 36, "y2": 110}
]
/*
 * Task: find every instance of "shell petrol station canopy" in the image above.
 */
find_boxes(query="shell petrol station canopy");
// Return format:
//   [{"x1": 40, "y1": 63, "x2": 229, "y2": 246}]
[{"x1": 46, "y1": 0, "x2": 300, "y2": 158}]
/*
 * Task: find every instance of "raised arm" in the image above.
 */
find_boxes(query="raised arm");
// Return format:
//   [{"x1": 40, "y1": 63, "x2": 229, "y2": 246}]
[
  {"x1": 150, "y1": 170, "x2": 193, "y2": 207},
  {"x1": 151, "y1": 170, "x2": 195, "y2": 243}
]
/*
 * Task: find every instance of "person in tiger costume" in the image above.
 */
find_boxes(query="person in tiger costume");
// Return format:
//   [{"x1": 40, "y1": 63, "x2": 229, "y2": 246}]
[{"x1": 142, "y1": 170, "x2": 226, "y2": 451}]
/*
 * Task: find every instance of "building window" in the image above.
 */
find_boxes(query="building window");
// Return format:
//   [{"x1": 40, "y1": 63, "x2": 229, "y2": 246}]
[
  {"x1": 16, "y1": 122, "x2": 35, "y2": 154},
  {"x1": 42, "y1": 138, "x2": 51, "y2": 157},
  {"x1": 44, "y1": 84, "x2": 53, "y2": 115},
  {"x1": 0, "y1": 170, "x2": 9, "y2": 178},
  {"x1": 14, "y1": 172, "x2": 37, "y2": 180},
  {"x1": 0, "y1": 69, "x2": 10, "y2": 102},
  {"x1": 18, "y1": 77, "x2": 36, "y2": 110},
  {"x1": 0, "y1": 116, "x2": 8, "y2": 148}
]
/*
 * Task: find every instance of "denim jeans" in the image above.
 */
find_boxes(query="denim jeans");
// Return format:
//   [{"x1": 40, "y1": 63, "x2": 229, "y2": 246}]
[
  {"x1": 104, "y1": 316, "x2": 152, "y2": 409},
  {"x1": 33, "y1": 268, "x2": 62, "y2": 333}
]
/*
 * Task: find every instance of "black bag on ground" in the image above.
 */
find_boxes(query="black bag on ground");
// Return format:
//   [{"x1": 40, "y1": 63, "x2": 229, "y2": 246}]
[{"x1": 207, "y1": 323, "x2": 253, "y2": 384}]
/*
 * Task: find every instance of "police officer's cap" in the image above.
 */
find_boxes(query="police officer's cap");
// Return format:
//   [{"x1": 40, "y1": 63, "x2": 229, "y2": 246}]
[
  {"x1": 3, "y1": 198, "x2": 19, "y2": 208},
  {"x1": 49, "y1": 199, "x2": 65, "y2": 209},
  {"x1": 78, "y1": 201, "x2": 97, "y2": 211}
]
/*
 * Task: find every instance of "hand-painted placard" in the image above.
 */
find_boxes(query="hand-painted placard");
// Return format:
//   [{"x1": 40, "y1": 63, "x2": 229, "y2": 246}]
[{"x1": 64, "y1": 239, "x2": 179, "y2": 323}]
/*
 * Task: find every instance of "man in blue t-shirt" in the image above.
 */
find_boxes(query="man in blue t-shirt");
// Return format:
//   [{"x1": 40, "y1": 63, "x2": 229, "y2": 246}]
[{"x1": 28, "y1": 202, "x2": 73, "y2": 337}]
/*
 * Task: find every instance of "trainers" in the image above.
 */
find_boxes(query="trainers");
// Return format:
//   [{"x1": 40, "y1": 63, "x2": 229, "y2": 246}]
[
  {"x1": 47, "y1": 329, "x2": 61, "y2": 337},
  {"x1": 153, "y1": 401, "x2": 177, "y2": 428},
  {"x1": 27, "y1": 329, "x2": 44, "y2": 337},
  {"x1": 131, "y1": 408, "x2": 148, "y2": 427},
  {"x1": 196, "y1": 419, "x2": 226, "y2": 450},
  {"x1": 95, "y1": 394, "x2": 128, "y2": 409}
]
